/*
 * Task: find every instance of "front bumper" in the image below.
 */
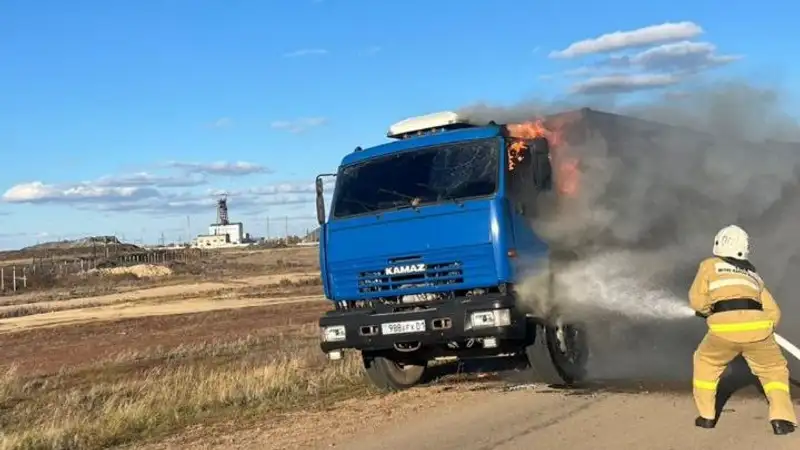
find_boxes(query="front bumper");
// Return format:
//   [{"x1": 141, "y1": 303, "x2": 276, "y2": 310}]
[{"x1": 318, "y1": 293, "x2": 527, "y2": 353}]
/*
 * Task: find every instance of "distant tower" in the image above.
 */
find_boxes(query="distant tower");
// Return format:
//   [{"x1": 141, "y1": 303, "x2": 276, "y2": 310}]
[{"x1": 216, "y1": 195, "x2": 230, "y2": 225}]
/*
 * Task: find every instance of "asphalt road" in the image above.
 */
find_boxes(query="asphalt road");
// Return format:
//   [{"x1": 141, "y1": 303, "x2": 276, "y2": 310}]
[{"x1": 326, "y1": 385, "x2": 800, "y2": 450}]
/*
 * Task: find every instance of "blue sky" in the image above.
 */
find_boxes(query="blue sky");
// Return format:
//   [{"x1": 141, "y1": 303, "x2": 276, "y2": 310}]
[{"x1": 1, "y1": 0, "x2": 798, "y2": 249}]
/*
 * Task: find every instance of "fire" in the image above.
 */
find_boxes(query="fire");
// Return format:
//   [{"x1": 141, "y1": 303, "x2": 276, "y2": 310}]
[
  {"x1": 505, "y1": 118, "x2": 579, "y2": 197},
  {"x1": 507, "y1": 140, "x2": 528, "y2": 171},
  {"x1": 507, "y1": 119, "x2": 561, "y2": 145}
]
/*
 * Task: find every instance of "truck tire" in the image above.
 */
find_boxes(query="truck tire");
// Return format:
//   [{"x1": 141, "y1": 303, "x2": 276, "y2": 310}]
[
  {"x1": 361, "y1": 352, "x2": 427, "y2": 391},
  {"x1": 524, "y1": 320, "x2": 588, "y2": 386},
  {"x1": 523, "y1": 259, "x2": 589, "y2": 386}
]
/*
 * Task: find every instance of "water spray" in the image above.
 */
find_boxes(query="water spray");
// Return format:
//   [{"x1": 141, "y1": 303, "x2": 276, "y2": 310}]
[{"x1": 516, "y1": 250, "x2": 697, "y2": 324}]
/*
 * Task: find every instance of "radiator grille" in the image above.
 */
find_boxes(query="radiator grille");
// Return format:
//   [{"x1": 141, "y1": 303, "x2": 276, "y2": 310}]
[{"x1": 357, "y1": 258, "x2": 463, "y2": 293}]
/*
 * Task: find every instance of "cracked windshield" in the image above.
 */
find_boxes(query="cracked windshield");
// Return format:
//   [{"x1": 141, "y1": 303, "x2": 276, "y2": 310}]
[{"x1": 332, "y1": 138, "x2": 500, "y2": 218}]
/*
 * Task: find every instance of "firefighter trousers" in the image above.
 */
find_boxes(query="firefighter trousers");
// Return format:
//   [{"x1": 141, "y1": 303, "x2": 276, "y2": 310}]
[{"x1": 693, "y1": 331, "x2": 797, "y2": 424}]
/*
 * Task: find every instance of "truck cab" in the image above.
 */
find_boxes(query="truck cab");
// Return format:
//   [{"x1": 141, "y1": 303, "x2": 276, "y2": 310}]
[{"x1": 314, "y1": 111, "x2": 588, "y2": 391}]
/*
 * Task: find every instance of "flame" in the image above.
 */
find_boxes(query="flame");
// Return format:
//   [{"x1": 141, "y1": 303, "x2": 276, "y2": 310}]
[
  {"x1": 507, "y1": 119, "x2": 561, "y2": 145},
  {"x1": 505, "y1": 118, "x2": 579, "y2": 197},
  {"x1": 507, "y1": 140, "x2": 528, "y2": 171}
]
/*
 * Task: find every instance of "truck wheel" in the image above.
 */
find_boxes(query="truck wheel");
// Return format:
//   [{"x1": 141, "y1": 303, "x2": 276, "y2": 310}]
[
  {"x1": 521, "y1": 251, "x2": 589, "y2": 386},
  {"x1": 524, "y1": 320, "x2": 588, "y2": 386},
  {"x1": 361, "y1": 353, "x2": 427, "y2": 392}
]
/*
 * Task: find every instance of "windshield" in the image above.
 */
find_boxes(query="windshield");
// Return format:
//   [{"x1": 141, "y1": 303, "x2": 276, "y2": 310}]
[{"x1": 332, "y1": 138, "x2": 500, "y2": 219}]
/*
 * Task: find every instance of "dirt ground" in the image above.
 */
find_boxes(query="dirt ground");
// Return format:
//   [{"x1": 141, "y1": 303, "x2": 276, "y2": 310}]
[{"x1": 0, "y1": 271, "x2": 321, "y2": 333}]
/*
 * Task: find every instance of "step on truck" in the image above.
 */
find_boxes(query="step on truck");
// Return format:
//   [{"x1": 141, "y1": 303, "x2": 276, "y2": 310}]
[{"x1": 313, "y1": 108, "x2": 591, "y2": 391}]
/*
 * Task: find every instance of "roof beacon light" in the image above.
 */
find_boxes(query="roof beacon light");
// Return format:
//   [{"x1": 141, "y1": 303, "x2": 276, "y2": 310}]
[{"x1": 386, "y1": 111, "x2": 481, "y2": 139}]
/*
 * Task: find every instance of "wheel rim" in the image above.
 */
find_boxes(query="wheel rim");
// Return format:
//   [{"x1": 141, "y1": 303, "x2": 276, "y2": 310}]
[{"x1": 549, "y1": 324, "x2": 587, "y2": 376}]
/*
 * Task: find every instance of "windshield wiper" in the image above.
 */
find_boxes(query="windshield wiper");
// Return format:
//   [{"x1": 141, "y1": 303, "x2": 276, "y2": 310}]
[
  {"x1": 415, "y1": 182, "x2": 465, "y2": 207},
  {"x1": 378, "y1": 188, "x2": 420, "y2": 211}
]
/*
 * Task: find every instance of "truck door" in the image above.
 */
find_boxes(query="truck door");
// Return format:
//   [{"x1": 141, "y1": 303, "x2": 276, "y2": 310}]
[{"x1": 506, "y1": 137, "x2": 552, "y2": 269}]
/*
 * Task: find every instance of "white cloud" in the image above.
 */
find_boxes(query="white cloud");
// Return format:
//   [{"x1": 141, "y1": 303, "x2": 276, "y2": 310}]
[
  {"x1": 1, "y1": 175, "x2": 331, "y2": 216},
  {"x1": 94, "y1": 184, "x2": 329, "y2": 216},
  {"x1": 558, "y1": 40, "x2": 741, "y2": 93},
  {"x1": 93, "y1": 172, "x2": 207, "y2": 188},
  {"x1": 247, "y1": 179, "x2": 335, "y2": 197},
  {"x1": 4, "y1": 164, "x2": 264, "y2": 206},
  {"x1": 2, "y1": 162, "x2": 273, "y2": 210},
  {"x1": 571, "y1": 73, "x2": 682, "y2": 95},
  {"x1": 283, "y1": 48, "x2": 328, "y2": 58},
  {"x1": 552, "y1": 21, "x2": 744, "y2": 95},
  {"x1": 2, "y1": 181, "x2": 161, "y2": 204},
  {"x1": 550, "y1": 21, "x2": 703, "y2": 59},
  {"x1": 622, "y1": 41, "x2": 742, "y2": 73},
  {"x1": 166, "y1": 161, "x2": 270, "y2": 176},
  {"x1": 270, "y1": 117, "x2": 328, "y2": 133}
]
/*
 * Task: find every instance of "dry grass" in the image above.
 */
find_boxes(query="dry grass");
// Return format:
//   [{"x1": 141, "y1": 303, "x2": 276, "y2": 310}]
[{"x1": 0, "y1": 328, "x2": 372, "y2": 450}]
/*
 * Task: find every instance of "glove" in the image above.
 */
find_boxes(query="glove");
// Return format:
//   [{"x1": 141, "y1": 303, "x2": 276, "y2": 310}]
[{"x1": 695, "y1": 311, "x2": 708, "y2": 319}]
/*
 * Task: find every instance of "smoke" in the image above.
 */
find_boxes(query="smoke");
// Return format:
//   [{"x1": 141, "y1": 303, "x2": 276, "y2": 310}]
[{"x1": 459, "y1": 80, "x2": 800, "y2": 381}]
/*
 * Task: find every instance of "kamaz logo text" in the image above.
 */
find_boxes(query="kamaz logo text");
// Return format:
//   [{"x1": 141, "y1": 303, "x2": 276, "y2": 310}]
[{"x1": 384, "y1": 264, "x2": 427, "y2": 276}]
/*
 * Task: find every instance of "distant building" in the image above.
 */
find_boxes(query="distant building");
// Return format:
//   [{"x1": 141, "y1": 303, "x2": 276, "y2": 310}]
[
  {"x1": 209, "y1": 222, "x2": 244, "y2": 244},
  {"x1": 194, "y1": 234, "x2": 229, "y2": 247},
  {"x1": 191, "y1": 195, "x2": 251, "y2": 248}
]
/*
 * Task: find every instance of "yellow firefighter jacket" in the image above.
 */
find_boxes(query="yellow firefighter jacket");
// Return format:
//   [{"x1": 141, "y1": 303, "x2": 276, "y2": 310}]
[{"x1": 689, "y1": 256, "x2": 781, "y2": 343}]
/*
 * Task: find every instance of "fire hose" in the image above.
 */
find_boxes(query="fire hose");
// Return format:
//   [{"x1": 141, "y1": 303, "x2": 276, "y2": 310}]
[{"x1": 775, "y1": 334, "x2": 800, "y2": 362}]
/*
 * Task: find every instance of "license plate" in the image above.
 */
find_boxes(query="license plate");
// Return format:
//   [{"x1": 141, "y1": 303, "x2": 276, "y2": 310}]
[{"x1": 381, "y1": 319, "x2": 426, "y2": 335}]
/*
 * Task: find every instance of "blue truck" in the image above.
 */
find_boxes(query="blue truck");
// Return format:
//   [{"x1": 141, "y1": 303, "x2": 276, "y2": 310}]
[{"x1": 313, "y1": 108, "x2": 591, "y2": 391}]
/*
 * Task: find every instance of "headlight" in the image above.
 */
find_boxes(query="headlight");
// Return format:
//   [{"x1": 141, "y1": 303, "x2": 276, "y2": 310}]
[
  {"x1": 321, "y1": 325, "x2": 346, "y2": 342},
  {"x1": 467, "y1": 309, "x2": 512, "y2": 329}
]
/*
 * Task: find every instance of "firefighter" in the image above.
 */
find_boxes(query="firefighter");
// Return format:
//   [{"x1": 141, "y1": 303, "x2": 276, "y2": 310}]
[{"x1": 689, "y1": 224, "x2": 797, "y2": 435}]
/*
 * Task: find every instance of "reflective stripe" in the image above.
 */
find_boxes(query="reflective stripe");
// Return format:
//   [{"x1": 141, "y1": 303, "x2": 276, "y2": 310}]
[
  {"x1": 708, "y1": 278, "x2": 759, "y2": 292},
  {"x1": 693, "y1": 379, "x2": 718, "y2": 390},
  {"x1": 708, "y1": 321, "x2": 774, "y2": 332},
  {"x1": 763, "y1": 382, "x2": 790, "y2": 394},
  {"x1": 714, "y1": 262, "x2": 763, "y2": 283}
]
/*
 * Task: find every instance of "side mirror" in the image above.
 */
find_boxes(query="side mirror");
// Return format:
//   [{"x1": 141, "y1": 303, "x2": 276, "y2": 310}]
[{"x1": 315, "y1": 177, "x2": 326, "y2": 225}]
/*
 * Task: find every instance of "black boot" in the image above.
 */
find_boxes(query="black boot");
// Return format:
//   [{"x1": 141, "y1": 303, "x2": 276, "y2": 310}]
[
  {"x1": 695, "y1": 416, "x2": 716, "y2": 429},
  {"x1": 771, "y1": 420, "x2": 795, "y2": 435}
]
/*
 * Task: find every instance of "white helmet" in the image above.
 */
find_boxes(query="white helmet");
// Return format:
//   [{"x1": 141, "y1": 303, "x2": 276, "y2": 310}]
[{"x1": 713, "y1": 225, "x2": 750, "y2": 260}]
